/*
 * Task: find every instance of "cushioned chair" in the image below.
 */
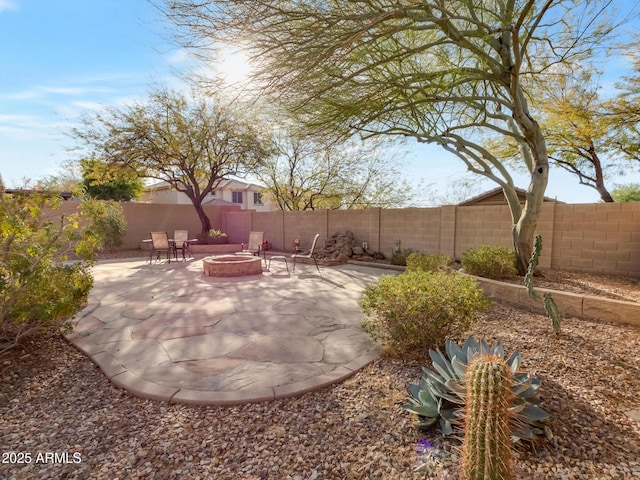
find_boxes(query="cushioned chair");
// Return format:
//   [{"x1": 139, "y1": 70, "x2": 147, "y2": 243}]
[
  {"x1": 149, "y1": 231, "x2": 173, "y2": 263},
  {"x1": 173, "y1": 229, "x2": 191, "y2": 260},
  {"x1": 292, "y1": 233, "x2": 321, "y2": 274}
]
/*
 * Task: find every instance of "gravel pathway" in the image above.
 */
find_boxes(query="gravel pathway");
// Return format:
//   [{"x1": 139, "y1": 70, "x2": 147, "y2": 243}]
[{"x1": 2, "y1": 301, "x2": 640, "y2": 479}]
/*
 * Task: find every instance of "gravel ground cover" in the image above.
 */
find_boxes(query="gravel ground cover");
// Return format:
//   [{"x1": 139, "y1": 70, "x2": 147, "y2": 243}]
[
  {"x1": 1, "y1": 255, "x2": 640, "y2": 479},
  {"x1": 503, "y1": 270, "x2": 640, "y2": 303}
]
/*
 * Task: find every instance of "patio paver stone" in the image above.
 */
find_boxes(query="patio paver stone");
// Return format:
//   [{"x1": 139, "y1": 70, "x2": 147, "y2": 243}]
[{"x1": 67, "y1": 257, "x2": 390, "y2": 405}]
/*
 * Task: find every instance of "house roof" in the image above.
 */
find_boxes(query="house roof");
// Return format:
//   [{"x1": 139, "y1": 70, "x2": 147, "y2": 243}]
[
  {"x1": 458, "y1": 186, "x2": 561, "y2": 206},
  {"x1": 4, "y1": 188, "x2": 74, "y2": 200},
  {"x1": 144, "y1": 178, "x2": 265, "y2": 192},
  {"x1": 202, "y1": 198, "x2": 237, "y2": 206}
]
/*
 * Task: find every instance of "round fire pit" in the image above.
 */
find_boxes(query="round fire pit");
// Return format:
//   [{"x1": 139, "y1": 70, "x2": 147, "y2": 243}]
[{"x1": 203, "y1": 255, "x2": 263, "y2": 277}]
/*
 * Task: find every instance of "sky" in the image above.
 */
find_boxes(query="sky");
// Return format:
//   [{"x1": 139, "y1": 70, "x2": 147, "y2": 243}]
[{"x1": 1, "y1": 0, "x2": 639, "y2": 205}]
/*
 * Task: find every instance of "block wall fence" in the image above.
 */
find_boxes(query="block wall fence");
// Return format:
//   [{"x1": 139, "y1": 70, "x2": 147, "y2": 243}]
[
  {"x1": 56, "y1": 201, "x2": 242, "y2": 250},
  {"x1": 58, "y1": 200, "x2": 640, "y2": 278},
  {"x1": 223, "y1": 202, "x2": 640, "y2": 278}
]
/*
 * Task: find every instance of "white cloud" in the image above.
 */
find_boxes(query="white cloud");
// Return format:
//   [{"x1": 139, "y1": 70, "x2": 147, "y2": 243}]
[
  {"x1": 4, "y1": 85, "x2": 112, "y2": 101},
  {"x1": 70, "y1": 101, "x2": 106, "y2": 111},
  {"x1": 0, "y1": 0, "x2": 17, "y2": 13},
  {"x1": 166, "y1": 48, "x2": 194, "y2": 67},
  {"x1": 41, "y1": 86, "x2": 90, "y2": 96}
]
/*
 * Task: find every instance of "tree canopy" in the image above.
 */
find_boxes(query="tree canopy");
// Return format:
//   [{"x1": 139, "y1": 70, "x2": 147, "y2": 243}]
[
  {"x1": 257, "y1": 133, "x2": 414, "y2": 210},
  {"x1": 611, "y1": 183, "x2": 640, "y2": 202},
  {"x1": 164, "y1": 0, "x2": 619, "y2": 273},
  {"x1": 72, "y1": 88, "x2": 272, "y2": 233},
  {"x1": 604, "y1": 35, "x2": 640, "y2": 165},
  {"x1": 80, "y1": 158, "x2": 144, "y2": 202}
]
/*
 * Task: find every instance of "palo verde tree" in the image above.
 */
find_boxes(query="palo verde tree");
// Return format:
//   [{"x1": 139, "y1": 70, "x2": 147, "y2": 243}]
[
  {"x1": 72, "y1": 88, "x2": 271, "y2": 234},
  {"x1": 532, "y1": 67, "x2": 617, "y2": 202},
  {"x1": 605, "y1": 35, "x2": 640, "y2": 165},
  {"x1": 258, "y1": 132, "x2": 414, "y2": 210},
  {"x1": 491, "y1": 65, "x2": 620, "y2": 202},
  {"x1": 164, "y1": 0, "x2": 619, "y2": 274}
]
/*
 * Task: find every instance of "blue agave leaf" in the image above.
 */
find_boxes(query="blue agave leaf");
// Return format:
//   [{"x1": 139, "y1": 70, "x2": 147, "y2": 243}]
[
  {"x1": 494, "y1": 341, "x2": 504, "y2": 359},
  {"x1": 462, "y1": 336, "x2": 478, "y2": 354},
  {"x1": 439, "y1": 417, "x2": 454, "y2": 436},
  {"x1": 511, "y1": 383, "x2": 530, "y2": 396},
  {"x1": 418, "y1": 388, "x2": 438, "y2": 406},
  {"x1": 416, "y1": 417, "x2": 440, "y2": 429},
  {"x1": 445, "y1": 339, "x2": 464, "y2": 363},
  {"x1": 514, "y1": 372, "x2": 533, "y2": 384},
  {"x1": 512, "y1": 425, "x2": 535, "y2": 441},
  {"x1": 507, "y1": 351, "x2": 521, "y2": 372},
  {"x1": 517, "y1": 386, "x2": 540, "y2": 399},
  {"x1": 408, "y1": 383, "x2": 422, "y2": 399},
  {"x1": 450, "y1": 355, "x2": 467, "y2": 379},
  {"x1": 410, "y1": 403, "x2": 440, "y2": 418},
  {"x1": 422, "y1": 369, "x2": 447, "y2": 388},
  {"x1": 430, "y1": 349, "x2": 456, "y2": 381},
  {"x1": 437, "y1": 391, "x2": 464, "y2": 404},
  {"x1": 521, "y1": 404, "x2": 551, "y2": 422}
]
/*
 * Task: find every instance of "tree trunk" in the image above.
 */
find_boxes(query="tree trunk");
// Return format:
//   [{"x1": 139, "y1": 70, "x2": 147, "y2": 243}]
[
  {"x1": 511, "y1": 160, "x2": 549, "y2": 275},
  {"x1": 590, "y1": 147, "x2": 615, "y2": 202},
  {"x1": 597, "y1": 185, "x2": 615, "y2": 203},
  {"x1": 192, "y1": 201, "x2": 212, "y2": 234},
  {"x1": 508, "y1": 72, "x2": 550, "y2": 275}
]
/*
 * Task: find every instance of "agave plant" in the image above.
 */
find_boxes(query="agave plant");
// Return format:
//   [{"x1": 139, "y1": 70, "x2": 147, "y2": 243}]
[{"x1": 403, "y1": 336, "x2": 550, "y2": 442}]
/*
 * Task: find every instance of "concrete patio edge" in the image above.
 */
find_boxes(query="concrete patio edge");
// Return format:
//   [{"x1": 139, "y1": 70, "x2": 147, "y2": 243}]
[{"x1": 76, "y1": 346, "x2": 383, "y2": 406}]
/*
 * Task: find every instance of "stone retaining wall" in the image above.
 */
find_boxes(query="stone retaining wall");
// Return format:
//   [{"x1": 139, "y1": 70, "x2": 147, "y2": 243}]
[{"x1": 473, "y1": 275, "x2": 640, "y2": 327}]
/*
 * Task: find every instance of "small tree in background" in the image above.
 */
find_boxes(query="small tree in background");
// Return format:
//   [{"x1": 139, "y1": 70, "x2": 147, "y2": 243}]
[
  {"x1": 611, "y1": 183, "x2": 640, "y2": 202},
  {"x1": 80, "y1": 158, "x2": 144, "y2": 201},
  {"x1": 257, "y1": 133, "x2": 414, "y2": 210},
  {"x1": 72, "y1": 88, "x2": 272, "y2": 234},
  {"x1": 0, "y1": 182, "x2": 108, "y2": 357}
]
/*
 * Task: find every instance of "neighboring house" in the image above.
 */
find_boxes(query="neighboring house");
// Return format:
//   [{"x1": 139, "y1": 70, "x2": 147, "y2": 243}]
[
  {"x1": 4, "y1": 189, "x2": 74, "y2": 200},
  {"x1": 458, "y1": 186, "x2": 562, "y2": 206},
  {"x1": 139, "y1": 179, "x2": 274, "y2": 212}
]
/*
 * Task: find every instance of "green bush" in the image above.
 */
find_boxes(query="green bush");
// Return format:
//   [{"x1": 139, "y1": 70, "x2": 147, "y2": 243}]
[
  {"x1": 390, "y1": 248, "x2": 415, "y2": 266},
  {"x1": 359, "y1": 271, "x2": 490, "y2": 359},
  {"x1": 461, "y1": 245, "x2": 517, "y2": 279},
  {"x1": 0, "y1": 185, "x2": 100, "y2": 357},
  {"x1": 80, "y1": 199, "x2": 127, "y2": 251},
  {"x1": 406, "y1": 253, "x2": 455, "y2": 272}
]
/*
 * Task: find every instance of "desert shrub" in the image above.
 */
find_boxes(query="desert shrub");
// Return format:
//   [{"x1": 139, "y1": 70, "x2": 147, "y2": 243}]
[
  {"x1": 80, "y1": 199, "x2": 127, "y2": 251},
  {"x1": 390, "y1": 248, "x2": 415, "y2": 266},
  {"x1": 461, "y1": 245, "x2": 517, "y2": 279},
  {"x1": 0, "y1": 185, "x2": 101, "y2": 357},
  {"x1": 359, "y1": 271, "x2": 490, "y2": 359},
  {"x1": 406, "y1": 253, "x2": 455, "y2": 272}
]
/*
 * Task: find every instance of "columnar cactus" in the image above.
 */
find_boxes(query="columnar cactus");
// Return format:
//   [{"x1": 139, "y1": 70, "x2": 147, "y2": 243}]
[
  {"x1": 461, "y1": 354, "x2": 514, "y2": 480},
  {"x1": 525, "y1": 234, "x2": 562, "y2": 334}
]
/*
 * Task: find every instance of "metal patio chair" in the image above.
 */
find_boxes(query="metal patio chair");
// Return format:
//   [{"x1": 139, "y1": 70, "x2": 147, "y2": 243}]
[
  {"x1": 148, "y1": 231, "x2": 173, "y2": 263},
  {"x1": 291, "y1": 233, "x2": 321, "y2": 274},
  {"x1": 173, "y1": 229, "x2": 191, "y2": 260}
]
